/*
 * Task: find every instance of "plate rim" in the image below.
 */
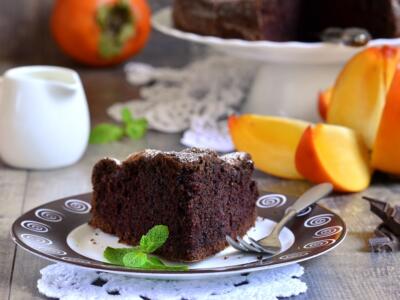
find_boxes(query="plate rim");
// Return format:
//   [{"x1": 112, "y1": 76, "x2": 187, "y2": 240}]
[{"x1": 11, "y1": 192, "x2": 347, "y2": 278}]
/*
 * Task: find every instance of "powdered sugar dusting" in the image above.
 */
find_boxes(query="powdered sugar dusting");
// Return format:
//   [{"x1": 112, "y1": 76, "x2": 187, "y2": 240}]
[
  {"x1": 110, "y1": 158, "x2": 122, "y2": 165},
  {"x1": 140, "y1": 148, "x2": 214, "y2": 163},
  {"x1": 130, "y1": 148, "x2": 251, "y2": 165},
  {"x1": 221, "y1": 152, "x2": 249, "y2": 165}
]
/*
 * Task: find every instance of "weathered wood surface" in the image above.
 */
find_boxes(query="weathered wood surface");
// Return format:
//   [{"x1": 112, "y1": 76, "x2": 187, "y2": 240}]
[{"x1": 0, "y1": 0, "x2": 400, "y2": 299}]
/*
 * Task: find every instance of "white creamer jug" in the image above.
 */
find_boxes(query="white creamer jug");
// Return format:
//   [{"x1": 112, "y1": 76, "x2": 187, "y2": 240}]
[{"x1": 0, "y1": 66, "x2": 90, "y2": 169}]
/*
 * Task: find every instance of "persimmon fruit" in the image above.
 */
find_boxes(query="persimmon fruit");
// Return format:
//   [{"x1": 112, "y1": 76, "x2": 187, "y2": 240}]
[{"x1": 51, "y1": 0, "x2": 151, "y2": 66}]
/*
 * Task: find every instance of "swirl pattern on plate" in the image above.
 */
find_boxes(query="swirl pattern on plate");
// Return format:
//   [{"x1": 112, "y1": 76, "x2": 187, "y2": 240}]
[
  {"x1": 279, "y1": 252, "x2": 309, "y2": 260},
  {"x1": 35, "y1": 209, "x2": 64, "y2": 222},
  {"x1": 38, "y1": 247, "x2": 67, "y2": 256},
  {"x1": 63, "y1": 199, "x2": 91, "y2": 214},
  {"x1": 313, "y1": 226, "x2": 343, "y2": 238},
  {"x1": 21, "y1": 220, "x2": 50, "y2": 233},
  {"x1": 304, "y1": 214, "x2": 333, "y2": 228},
  {"x1": 20, "y1": 234, "x2": 53, "y2": 246},
  {"x1": 303, "y1": 239, "x2": 336, "y2": 249},
  {"x1": 296, "y1": 206, "x2": 312, "y2": 217},
  {"x1": 257, "y1": 194, "x2": 287, "y2": 208}
]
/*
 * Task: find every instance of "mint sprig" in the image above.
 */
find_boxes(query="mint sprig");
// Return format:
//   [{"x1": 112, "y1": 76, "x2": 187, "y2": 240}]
[
  {"x1": 104, "y1": 246, "x2": 137, "y2": 266},
  {"x1": 140, "y1": 224, "x2": 169, "y2": 253},
  {"x1": 89, "y1": 124, "x2": 124, "y2": 144},
  {"x1": 89, "y1": 107, "x2": 148, "y2": 144},
  {"x1": 121, "y1": 108, "x2": 148, "y2": 140},
  {"x1": 122, "y1": 251, "x2": 148, "y2": 268},
  {"x1": 103, "y1": 225, "x2": 188, "y2": 271}
]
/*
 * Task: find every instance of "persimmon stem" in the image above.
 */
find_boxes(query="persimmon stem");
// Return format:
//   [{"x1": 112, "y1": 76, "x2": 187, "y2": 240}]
[{"x1": 97, "y1": 0, "x2": 136, "y2": 58}]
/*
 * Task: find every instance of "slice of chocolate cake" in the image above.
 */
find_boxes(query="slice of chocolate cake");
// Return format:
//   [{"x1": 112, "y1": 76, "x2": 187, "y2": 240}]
[{"x1": 89, "y1": 148, "x2": 258, "y2": 262}]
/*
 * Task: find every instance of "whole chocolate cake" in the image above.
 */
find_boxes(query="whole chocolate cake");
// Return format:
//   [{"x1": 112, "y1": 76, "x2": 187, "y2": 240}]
[
  {"x1": 90, "y1": 148, "x2": 258, "y2": 262},
  {"x1": 173, "y1": 0, "x2": 400, "y2": 41}
]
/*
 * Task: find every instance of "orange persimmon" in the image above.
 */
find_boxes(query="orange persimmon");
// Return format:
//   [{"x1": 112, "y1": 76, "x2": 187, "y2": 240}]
[
  {"x1": 228, "y1": 114, "x2": 309, "y2": 180},
  {"x1": 317, "y1": 87, "x2": 333, "y2": 121},
  {"x1": 295, "y1": 124, "x2": 371, "y2": 192},
  {"x1": 372, "y1": 65, "x2": 400, "y2": 175},
  {"x1": 51, "y1": 0, "x2": 151, "y2": 66}
]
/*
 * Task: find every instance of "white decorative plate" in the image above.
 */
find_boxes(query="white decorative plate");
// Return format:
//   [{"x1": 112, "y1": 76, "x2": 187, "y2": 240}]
[{"x1": 11, "y1": 192, "x2": 346, "y2": 280}]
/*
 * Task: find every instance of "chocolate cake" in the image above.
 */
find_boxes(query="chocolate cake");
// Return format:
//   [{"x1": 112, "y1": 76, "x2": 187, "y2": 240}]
[
  {"x1": 89, "y1": 148, "x2": 258, "y2": 262},
  {"x1": 173, "y1": 0, "x2": 400, "y2": 41}
]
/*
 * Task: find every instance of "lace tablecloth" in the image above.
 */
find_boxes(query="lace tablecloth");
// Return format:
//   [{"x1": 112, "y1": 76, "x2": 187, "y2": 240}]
[
  {"x1": 107, "y1": 55, "x2": 258, "y2": 152},
  {"x1": 38, "y1": 263, "x2": 307, "y2": 300}
]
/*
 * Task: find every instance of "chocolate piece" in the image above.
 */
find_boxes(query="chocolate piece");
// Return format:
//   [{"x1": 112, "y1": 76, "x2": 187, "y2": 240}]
[
  {"x1": 375, "y1": 224, "x2": 399, "y2": 241},
  {"x1": 369, "y1": 224, "x2": 400, "y2": 252},
  {"x1": 364, "y1": 196, "x2": 400, "y2": 253},
  {"x1": 363, "y1": 196, "x2": 400, "y2": 236},
  {"x1": 363, "y1": 196, "x2": 391, "y2": 221},
  {"x1": 89, "y1": 148, "x2": 258, "y2": 262},
  {"x1": 369, "y1": 237, "x2": 396, "y2": 253}
]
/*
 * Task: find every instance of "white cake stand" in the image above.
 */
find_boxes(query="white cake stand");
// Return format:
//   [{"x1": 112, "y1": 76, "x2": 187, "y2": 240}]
[{"x1": 152, "y1": 8, "x2": 400, "y2": 121}]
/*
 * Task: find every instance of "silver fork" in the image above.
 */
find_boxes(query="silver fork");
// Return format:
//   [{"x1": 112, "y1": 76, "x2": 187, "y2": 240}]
[{"x1": 226, "y1": 183, "x2": 333, "y2": 255}]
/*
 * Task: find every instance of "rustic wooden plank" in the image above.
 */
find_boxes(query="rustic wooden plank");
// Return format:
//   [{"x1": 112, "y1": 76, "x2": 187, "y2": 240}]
[
  {"x1": 300, "y1": 252, "x2": 400, "y2": 300},
  {"x1": 0, "y1": 170, "x2": 27, "y2": 299},
  {"x1": 0, "y1": 0, "x2": 69, "y2": 65},
  {"x1": 8, "y1": 162, "x2": 92, "y2": 299}
]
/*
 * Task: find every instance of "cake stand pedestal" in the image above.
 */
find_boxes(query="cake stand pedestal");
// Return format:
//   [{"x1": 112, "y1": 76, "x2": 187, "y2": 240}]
[
  {"x1": 240, "y1": 62, "x2": 341, "y2": 121},
  {"x1": 152, "y1": 8, "x2": 400, "y2": 122}
]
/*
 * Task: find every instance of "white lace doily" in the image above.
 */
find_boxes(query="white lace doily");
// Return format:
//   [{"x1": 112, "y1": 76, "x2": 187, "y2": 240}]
[
  {"x1": 107, "y1": 55, "x2": 258, "y2": 152},
  {"x1": 38, "y1": 263, "x2": 307, "y2": 300}
]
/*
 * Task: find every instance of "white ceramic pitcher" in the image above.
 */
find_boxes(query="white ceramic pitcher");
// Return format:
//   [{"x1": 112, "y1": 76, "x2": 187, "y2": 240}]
[{"x1": 0, "y1": 66, "x2": 90, "y2": 169}]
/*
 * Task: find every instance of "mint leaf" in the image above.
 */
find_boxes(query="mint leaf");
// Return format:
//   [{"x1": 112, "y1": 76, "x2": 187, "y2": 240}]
[
  {"x1": 140, "y1": 225, "x2": 169, "y2": 253},
  {"x1": 121, "y1": 108, "x2": 134, "y2": 124},
  {"x1": 125, "y1": 119, "x2": 148, "y2": 140},
  {"x1": 122, "y1": 253, "x2": 187, "y2": 271},
  {"x1": 121, "y1": 108, "x2": 148, "y2": 140},
  {"x1": 88, "y1": 108, "x2": 147, "y2": 144},
  {"x1": 146, "y1": 256, "x2": 188, "y2": 271},
  {"x1": 103, "y1": 225, "x2": 188, "y2": 271},
  {"x1": 122, "y1": 251, "x2": 148, "y2": 268},
  {"x1": 89, "y1": 124, "x2": 124, "y2": 144},
  {"x1": 104, "y1": 247, "x2": 136, "y2": 266},
  {"x1": 146, "y1": 255, "x2": 165, "y2": 267}
]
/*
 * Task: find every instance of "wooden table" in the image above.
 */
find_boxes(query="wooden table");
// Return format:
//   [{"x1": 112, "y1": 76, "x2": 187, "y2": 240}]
[{"x1": 1, "y1": 24, "x2": 400, "y2": 300}]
